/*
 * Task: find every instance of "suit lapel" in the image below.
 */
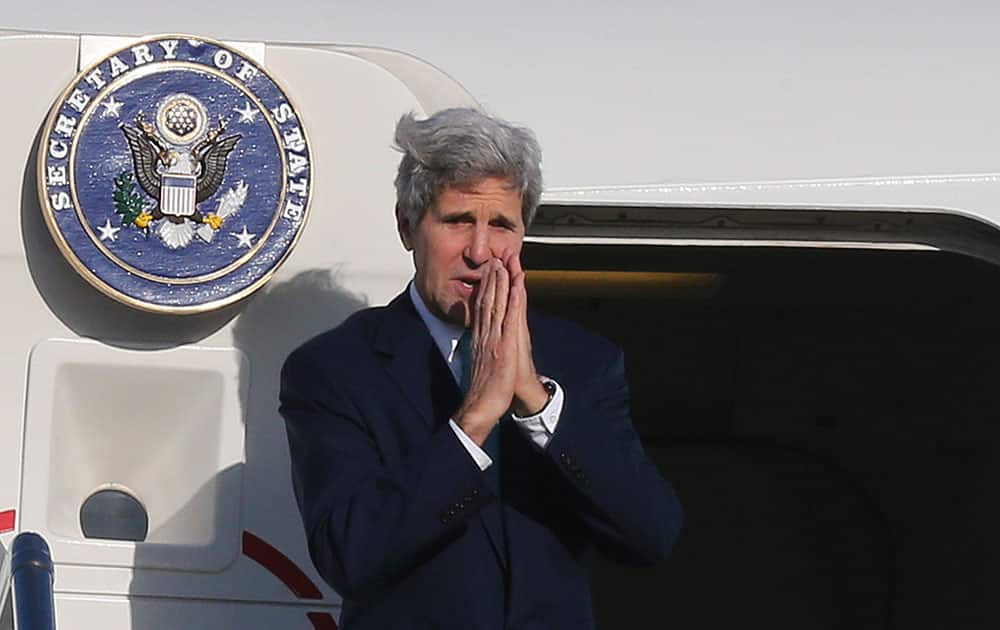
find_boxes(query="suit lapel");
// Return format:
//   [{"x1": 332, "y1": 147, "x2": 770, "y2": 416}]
[
  {"x1": 374, "y1": 290, "x2": 509, "y2": 571},
  {"x1": 374, "y1": 292, "x2": 462, "y2": 430}
]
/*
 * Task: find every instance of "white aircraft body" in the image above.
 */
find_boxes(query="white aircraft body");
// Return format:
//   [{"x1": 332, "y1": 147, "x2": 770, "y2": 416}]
[{"x1": 0, "y1": 5, "x2": 992, "y2": 628}]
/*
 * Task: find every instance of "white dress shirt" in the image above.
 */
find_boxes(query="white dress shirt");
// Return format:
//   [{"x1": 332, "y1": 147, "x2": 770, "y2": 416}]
[{"x1": 408, "y1": 282, "x2": 564, "y2": 470}]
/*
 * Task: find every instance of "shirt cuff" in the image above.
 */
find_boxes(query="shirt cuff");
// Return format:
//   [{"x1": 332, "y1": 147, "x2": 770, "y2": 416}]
[
  {"x1": 511, "y1": 377, "x2": 564, "y2": 450},
  {"x1": 449, "y1": 419, "x2": 493, "y2": 471}
]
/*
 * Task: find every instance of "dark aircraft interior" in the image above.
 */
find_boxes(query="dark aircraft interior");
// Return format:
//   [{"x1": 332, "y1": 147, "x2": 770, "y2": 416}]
[{"x1": 524, "y1": 243, "x2": 993, "y2": 629}]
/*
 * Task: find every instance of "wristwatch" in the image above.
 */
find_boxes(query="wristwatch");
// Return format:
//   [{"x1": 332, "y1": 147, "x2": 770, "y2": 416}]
[{"x1": 540, "y1": 378, "x2": 557, "y2": 407}]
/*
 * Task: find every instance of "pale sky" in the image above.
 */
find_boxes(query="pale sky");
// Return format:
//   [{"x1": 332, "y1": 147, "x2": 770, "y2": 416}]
[{"x1": 5, "y1": 1, "x2": 999, "y2": 186}]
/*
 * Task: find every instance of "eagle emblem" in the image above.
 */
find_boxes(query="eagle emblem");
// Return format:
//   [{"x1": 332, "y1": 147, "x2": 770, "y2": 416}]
[
  {"x1": 38, "y1": 35, "x2": 311, "y2": 313},
  {"x1": 118, "y1": 94, "x2": 245, "y2": 249}
]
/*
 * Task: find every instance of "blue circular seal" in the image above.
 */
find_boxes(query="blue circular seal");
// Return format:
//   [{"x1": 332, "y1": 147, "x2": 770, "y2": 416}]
[{"x1": 38, "y1": 35, "x2": 312, "y2": 313}]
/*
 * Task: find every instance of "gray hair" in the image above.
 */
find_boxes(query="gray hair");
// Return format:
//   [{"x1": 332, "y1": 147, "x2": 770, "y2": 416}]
[{"x1": 393, "y1": 107, "x2": 543, "y2": 227}]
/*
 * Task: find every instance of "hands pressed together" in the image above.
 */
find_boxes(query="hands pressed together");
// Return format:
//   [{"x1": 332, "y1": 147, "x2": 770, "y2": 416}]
[{"x1": 454, "y1": 252, "x2": 550, "y2": 446}]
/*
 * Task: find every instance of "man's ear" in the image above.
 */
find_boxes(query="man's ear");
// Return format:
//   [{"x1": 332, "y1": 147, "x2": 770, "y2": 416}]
[{"x1": 396, "y1": 204, "x2": 413, "y2": 251}]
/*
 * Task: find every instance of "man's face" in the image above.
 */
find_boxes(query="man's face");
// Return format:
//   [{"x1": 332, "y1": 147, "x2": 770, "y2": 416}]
[{"x1": 399, "y1": 177, "x2": 526, "y2": 327}]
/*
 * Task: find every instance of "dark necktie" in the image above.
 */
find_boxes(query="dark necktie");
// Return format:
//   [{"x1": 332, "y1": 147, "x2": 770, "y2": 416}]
[
  {"x1": 457, "y1": 330, "x2": 501, "y2": 485},
  {"x1": 457, "y1": 330, "x2": 508, "y2": 571}
]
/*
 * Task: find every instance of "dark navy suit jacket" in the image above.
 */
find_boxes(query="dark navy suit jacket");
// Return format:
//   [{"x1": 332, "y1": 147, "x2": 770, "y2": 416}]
[{"x1": 280, "y1": 291, "x2": 682, "y2": 629}]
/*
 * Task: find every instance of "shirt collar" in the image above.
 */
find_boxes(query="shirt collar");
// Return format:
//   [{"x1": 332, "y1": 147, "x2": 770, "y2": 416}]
[{"x1": 408, "y1": 281, "x2": 465, "y2": 364}]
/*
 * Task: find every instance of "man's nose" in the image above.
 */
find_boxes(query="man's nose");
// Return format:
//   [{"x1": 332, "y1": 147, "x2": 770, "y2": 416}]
[{"x1": 463, "y1": 224, "x2": 491, "y2": 267}]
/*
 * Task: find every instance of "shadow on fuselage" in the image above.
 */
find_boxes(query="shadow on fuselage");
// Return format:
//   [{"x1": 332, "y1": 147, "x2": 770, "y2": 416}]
[
  {"x1": 118, "y1": 269, "x2": 366, "y2": 628},
  {"x1": 20, "y1": 123, "x2": 241, "y2": 349}
]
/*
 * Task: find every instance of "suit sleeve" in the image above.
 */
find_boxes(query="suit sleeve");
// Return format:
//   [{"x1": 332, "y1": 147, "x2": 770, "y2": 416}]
[
  {"x1": 541, "y1": 345, "x2": 683, "y2": 564},
  {"x1": 279, "y1": 347, "x2": 492, "y2": 600}
]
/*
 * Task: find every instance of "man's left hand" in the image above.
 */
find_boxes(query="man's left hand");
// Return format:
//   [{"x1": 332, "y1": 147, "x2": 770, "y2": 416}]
[{"x1": 505, "y1": 252, "x2": 549, "y2": 416}]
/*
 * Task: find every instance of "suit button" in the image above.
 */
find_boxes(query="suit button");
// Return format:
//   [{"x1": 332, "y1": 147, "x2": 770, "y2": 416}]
[
  {"x1": 470, "y1": 488, "x2": 480, "y2": 497},
  {"x1": 463, "y1": 495, "x2": 474, "y2": 503},
  {"x1": 456, "y1": 502, "x2": 465, "y2": 510},
  {"x1": 447, "y1": 508, "x2": 457, "y2": 517},
  {"x1": 440, "y1": 514, "x2": 449, "y2": 524},
  {"x1": 559, "y1": 452, "x2": 569, "y2": 462}
]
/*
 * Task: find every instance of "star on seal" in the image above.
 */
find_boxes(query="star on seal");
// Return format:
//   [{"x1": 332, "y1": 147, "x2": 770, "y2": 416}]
[
  {"x1": 101, "y1": 96, "x2": 124, "y2": 119},
  {"x1": 234, "y1": 100, "x2": 259, "y2": 124},
  {"x1": 97, "y1": 218, "x2": 121, "y2": 241},
  {"x1": 231, "y1": 226, "x2": 256, "y2": 248}
]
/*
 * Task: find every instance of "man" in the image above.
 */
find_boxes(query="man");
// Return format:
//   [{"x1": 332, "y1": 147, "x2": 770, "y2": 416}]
[{"x1": 280, "y1": 108, "x2": 682, "y2": 629}]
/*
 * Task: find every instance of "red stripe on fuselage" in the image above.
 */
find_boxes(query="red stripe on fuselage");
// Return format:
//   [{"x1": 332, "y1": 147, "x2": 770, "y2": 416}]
[
  {"x1": 241, "y1": 530, "x2": 323, "y2": 600},
  {"x1": 0, "y1": 509, "x2": 13, "y2": 533},
  {"x1": 307, "y1": 612, "x2": 339, "y2": 629}
]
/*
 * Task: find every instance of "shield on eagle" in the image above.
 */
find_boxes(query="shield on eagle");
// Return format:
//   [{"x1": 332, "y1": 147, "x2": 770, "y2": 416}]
[{"x1": 160, "y1": 174, "x2": 197, "y2": 218}]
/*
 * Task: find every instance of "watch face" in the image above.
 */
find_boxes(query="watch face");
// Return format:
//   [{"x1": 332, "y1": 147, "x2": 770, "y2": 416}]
[{"x1": 38, "y1": 35, "x2": 312, "y2": 313}]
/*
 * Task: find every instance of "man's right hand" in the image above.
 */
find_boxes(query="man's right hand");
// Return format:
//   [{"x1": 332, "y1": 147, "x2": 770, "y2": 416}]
[{"x1": 454, "y1": 258, "x2": 519, "y2": 446}]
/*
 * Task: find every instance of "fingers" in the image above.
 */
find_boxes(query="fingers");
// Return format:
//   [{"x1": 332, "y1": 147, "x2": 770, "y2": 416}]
[
  {"x1": 502, "y1": 250, "x2": 526, "y2": 304},
  {"x1": 503, "y1": 252, "x2": 534, "y2": 374},
  {"x1": 513, "y1": 255, "x2": 528, "y2": 325},
  {"x1": 507, "y1": 250, "x2": 524, "y2": 280},
  {"x1": 474, "y1": 259, "x2": 510, "y2": 359},
  {"x1": 503, "y1": 280, "x2": 523, "y2": 345},
  {"x1": 493, "y1": 261, "x2": 510, "y2": 342},
  {"x1": 471, "y1": 255, "x2": 525, "y2": 366},
  {"x1": 502, "y1": 252, "x2": 525, "y2": 321},
  {"x1": 460, "y1": 256, "x2": 526, "y2": 430},
  {"x1": 474, "y1": 259, "x2": 497, "y2": 349}
]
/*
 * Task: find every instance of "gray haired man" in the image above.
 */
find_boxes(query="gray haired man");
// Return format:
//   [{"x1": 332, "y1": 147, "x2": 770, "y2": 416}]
[{"x1": 281, "y1": 107, "x2": 682, "y2": 629}]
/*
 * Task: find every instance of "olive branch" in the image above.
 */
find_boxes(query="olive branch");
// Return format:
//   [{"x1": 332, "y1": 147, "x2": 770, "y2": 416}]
[{"x1": 112, "y1": 171, "x2": 148, "y2": 233}]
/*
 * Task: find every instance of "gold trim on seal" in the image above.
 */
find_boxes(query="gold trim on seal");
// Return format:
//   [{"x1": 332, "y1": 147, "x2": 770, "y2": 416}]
[{"x1": 35, "y1": 33, "x2": 314, "y2": 315}]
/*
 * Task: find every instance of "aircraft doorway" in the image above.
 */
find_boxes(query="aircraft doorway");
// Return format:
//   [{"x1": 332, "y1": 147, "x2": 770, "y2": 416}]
[{"x1": 523, "y1": 243, "x2": 993, "y2": 630}]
